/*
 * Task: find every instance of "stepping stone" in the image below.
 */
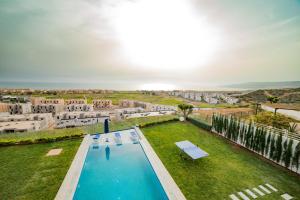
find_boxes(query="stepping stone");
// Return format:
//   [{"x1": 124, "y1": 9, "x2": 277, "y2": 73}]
[
  {"x1": 238, "y1": 192, "x2": 250, "y2": 200},
  {"x1": 265, "y1": 183, "x2": 278, "y2": 192},
  {"x1": 281, "y1": 193, "x2": 293, "y2": 200},
  {"x1": 245, "y1": 189, "x2": 257, "y2": 198},
  {"x1": 46, "y1": 148, "x2": 62, "y2": 156},
  {"x1": 229, "y1": 194, "x2": 240, "y2": 200},
  {"x1": 253, "y1": 187, "x2": 265, "y2": 196},
  {"x1": 259, "y1": 185, "x2": 271, "y2": 194}
]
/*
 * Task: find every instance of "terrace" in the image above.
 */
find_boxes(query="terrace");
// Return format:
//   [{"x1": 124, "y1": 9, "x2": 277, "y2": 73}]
[{"x1": 0, "y1": 118, "x2": 299, "y2": 199}]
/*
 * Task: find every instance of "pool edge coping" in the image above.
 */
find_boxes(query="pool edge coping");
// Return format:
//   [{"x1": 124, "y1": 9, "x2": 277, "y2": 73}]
[
  {"x1": 135, "y1": 126, "x2": 187, "y2": 200},
  {"x1": 55, "y1": 135, "x2": 90, "y2": 200}
]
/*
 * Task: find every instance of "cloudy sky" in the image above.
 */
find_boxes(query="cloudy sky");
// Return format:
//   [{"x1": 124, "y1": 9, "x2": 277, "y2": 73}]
[{"x1": 0, "y1": 0, "x2": 300, "y2": 90}]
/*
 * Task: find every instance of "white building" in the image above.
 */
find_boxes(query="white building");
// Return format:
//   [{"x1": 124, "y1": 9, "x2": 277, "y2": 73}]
[
  {"x1": 65, "y1": 99, "x2": 87, "y2": 105},
  {"x1": 93, "y1": 99, "x2": 112, "y2": 110},
  {"x1": 8, "y1": 103, "x2": 32, "y2": 115},
  {"x1": 32, "y1": 104, "x2": 64, "y2": 115},
  {"x1": 65, "y1": 104, "x2": 93, "y2": 112},
  {"x1": 0, "y1": 113, "x2": 54, "y2": 133},
  {"x1": 55, "y1": 111, "x2": 109, "y2": 128}
]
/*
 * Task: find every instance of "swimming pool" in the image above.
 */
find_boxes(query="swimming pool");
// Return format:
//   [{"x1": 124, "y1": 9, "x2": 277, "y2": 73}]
[{"x1": 73, "y1": 142, "x2": 169, "y2": 200}]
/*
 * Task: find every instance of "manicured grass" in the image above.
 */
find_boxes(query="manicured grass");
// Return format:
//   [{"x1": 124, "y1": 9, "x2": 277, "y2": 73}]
[
  {"x1": 0, "y1": 139, "x2": 81, "y2": 200},
  {"x1": 142, "y1": 122, "x2": 300, "y2": 200},
  {"x1": 0, "y1": 115, "x2": 177, "y2": 144}
]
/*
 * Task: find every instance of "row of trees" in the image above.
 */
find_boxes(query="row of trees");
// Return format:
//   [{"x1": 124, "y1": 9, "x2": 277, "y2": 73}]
[{"x1": 212, "y1": 114, "x2": 300, "y2": 172}]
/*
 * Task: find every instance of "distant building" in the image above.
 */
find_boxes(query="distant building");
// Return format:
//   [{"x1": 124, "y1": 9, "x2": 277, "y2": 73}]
[
  {"x1": 119, "y1": 100, "x2": 135, "y2": 108},
  {"x1": 0, "y1": 113, "x2": 54, "y2": 133},
  {"x1": 65, "y1": 104, "x2": 93, "y2": 112},
  {"x1": 119, "y1": 100, "x2": 175, "y2": 111},
  {"x1": 32, "y1": 104, "x2": 64, "y2": 115},
  {"x1": 8, "y1": 103, "x2": 32, "y2": 115},
  {"x1": 30, "y1": 97, "x2": 46, "y2": 105},
  {"x1": 39, "y1": 99, "x2": 64, "y2": 105},
  {"x1": 65, "y1": 99, "x2": 87, "y2": 105},
  {"x1": 93, "y1": 100, "x2": 112, "y2": 110},
  {"x1": 55, "y1": 111, "x2": 109, "y2": 128},
  {"x1": 0, "y1": 103, "x2": 9, "y2": 113},
  {"x1": 0, "y1": 95, "x2": 29, "y2": 103}
]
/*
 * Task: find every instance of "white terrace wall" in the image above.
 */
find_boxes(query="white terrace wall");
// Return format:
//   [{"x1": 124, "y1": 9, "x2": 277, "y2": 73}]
[{"x1": 211, "y1": 115, "x2": 300, "y2": 175}]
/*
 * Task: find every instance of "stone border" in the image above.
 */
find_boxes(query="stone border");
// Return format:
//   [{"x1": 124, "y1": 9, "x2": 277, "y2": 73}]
[
  {"x1": 55, "y1": 135, "x2": 91, "y2": 200},
  {"x1": 135, "y1": 127, "x2": 186, "y2": 200}
]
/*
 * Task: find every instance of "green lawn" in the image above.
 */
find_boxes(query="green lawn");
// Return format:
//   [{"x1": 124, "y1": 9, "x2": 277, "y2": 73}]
[
  {"x1": 34, "y1": 92, "x2": 185, "y2": 106},
  {"x1": 0, "y1": 139, "x2": 81, "y2": 200},
  {"x1": 0, "y1": 115, "x2": 177, "y2": 144},
  {"x1": 142, "y1": 122, "x2": 300, "y2": 200}
]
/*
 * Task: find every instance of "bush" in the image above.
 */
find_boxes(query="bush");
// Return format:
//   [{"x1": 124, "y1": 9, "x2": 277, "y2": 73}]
[
  {"x1": 187, "y1": 117, "x2": 212, "y2": 131},
  {"x1": 249, "y1": 111, "x2": 296, "y2": 129}
]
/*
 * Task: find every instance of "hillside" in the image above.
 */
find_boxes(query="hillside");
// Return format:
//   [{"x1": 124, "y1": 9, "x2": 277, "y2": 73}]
[
  {"x1": 223, "y1": 81, "x2": 300, "y2": 89},
  {"x1": 238, "y1": 87, "x2": 300, "y2": 103}
]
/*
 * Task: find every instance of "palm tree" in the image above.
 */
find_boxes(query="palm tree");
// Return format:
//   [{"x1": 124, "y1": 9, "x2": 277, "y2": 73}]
[{"x1": 178, "y1": 104, "x2": 194, "y2": 120}]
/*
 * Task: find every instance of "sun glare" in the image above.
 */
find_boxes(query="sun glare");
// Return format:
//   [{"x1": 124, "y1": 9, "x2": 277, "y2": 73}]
[{"x1": 107, "y1": 0, "x2": 222, "y2": 71}]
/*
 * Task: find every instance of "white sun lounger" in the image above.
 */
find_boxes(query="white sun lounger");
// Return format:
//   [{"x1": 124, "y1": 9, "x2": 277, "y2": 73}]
[
  {"x1": 130, "y1": 131, "x2": 139, "y2": 143},
  {"x1": 175, "y1": 140, "x2": 208, "y2": 160},
  {"x1": 114, "y1": 132, "x2": 122, "y2": 145}
]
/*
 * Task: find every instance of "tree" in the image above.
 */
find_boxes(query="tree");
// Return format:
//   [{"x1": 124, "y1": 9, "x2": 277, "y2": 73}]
[
  {"x1": 267, "y1": 96, "x2": 279, "y2": 104},
  {"x1": 282, "y1": 139, "x2": 293, "y2": 168},
  {"x1": 288, "y1": 123, "x2": 298, "y2": 133},
  {"x1": 292, "y1": 142, "x2": 300, "y2": 171},
  {"x1": 275, "y1": 134, "x2": 283, "y2": 162},
  {"x1": 178, "y1": 104, "x2": 194, "y2": 120}
]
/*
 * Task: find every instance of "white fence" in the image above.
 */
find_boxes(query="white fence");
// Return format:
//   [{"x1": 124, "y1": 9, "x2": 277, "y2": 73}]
[{"x1": 212, "y1": 115, "x2": 300, "y2": 174}]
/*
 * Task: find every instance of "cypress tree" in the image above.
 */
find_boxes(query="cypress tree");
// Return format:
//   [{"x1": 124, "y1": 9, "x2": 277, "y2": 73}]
[
  {"x1": 236, "y1": 119, "x2": 241, "y2": 142},
  {"x1": 259, "y1": 128, "x2": 266, "y2": 155},
  {"x1": 275, "y1": 134, "x2": 283, "y2": 163},
  {"x1": 292, "y1": 142, "x2": 300, "y2": 171},
  {"x1": 283, "y1": 139, "x2": 293, "y2": 168},
  {"x1": 265, "y1": 132, "x2": 271, "y2": 156},
  {"x1": 270, "y1": 135, "x2": 276, "y2": 160},
  {"x1": 239, "y1": 122, "x2": 245, "y2": 144}
]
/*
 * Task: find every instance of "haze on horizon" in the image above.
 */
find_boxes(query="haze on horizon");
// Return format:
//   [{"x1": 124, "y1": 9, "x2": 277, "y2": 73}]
[{"x1": 0, "y1": 0, "x2": 300, "y2": 90}]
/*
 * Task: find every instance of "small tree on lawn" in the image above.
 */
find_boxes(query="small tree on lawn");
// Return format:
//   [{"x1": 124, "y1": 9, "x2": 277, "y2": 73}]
[{"x1": 178, "y1": 104, "x2": 194, "y2": 121}]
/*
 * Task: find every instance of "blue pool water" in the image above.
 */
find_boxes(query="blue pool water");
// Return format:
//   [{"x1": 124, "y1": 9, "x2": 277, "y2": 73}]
[{"x1": 73, "y1": 143, "x2": 169, "y2": 200}]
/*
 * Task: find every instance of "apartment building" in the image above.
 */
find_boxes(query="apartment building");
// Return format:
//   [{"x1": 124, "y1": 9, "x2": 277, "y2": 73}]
[
  {"x1": 39, "y1": 98, "x2": 64, "y2": 105},
  {"x1": 65, "y1": 99, "x2": 87, "y2": 105},
  {"x1": 65, "y1": 104, "x2": 93, "y2": 112},
  {"x1": 55, "y1": 111, "x2": 109, "y2": 128},
  {"x1": 0, "y1": 113, "x2": 54, "y2": 133},
  {"x1": 30, "y1": 97, "x2": 45, "y2": 105},
  {"x1": 119, "y1": 100, "x2": 135, "y2": 108},
  {"x1": 93, "y1": 99, "x2": 112, "y2": 110},
  {"x1": 0, "y1": 95, "x2": 29, "y2": 103},
  {"x1": 119, "y1": 100, "x2": 175, "y2": 111},
  {"x1": 0, "y1": 103, "x2": 9, "y2": 113},
  {"x1": 31, "y1": 104, "x2": 64, "y2": 115},
  {"x1": 148, "y1": 104, "x2": 177, "y2": 111},
  {"x1": 8, "y1": 103, "x2": 32, "y2": 115}
]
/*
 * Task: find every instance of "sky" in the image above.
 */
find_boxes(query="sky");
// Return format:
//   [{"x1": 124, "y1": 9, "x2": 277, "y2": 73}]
[{"x1": 0, "y1": 0, "x2": 300, "y2": 90}]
